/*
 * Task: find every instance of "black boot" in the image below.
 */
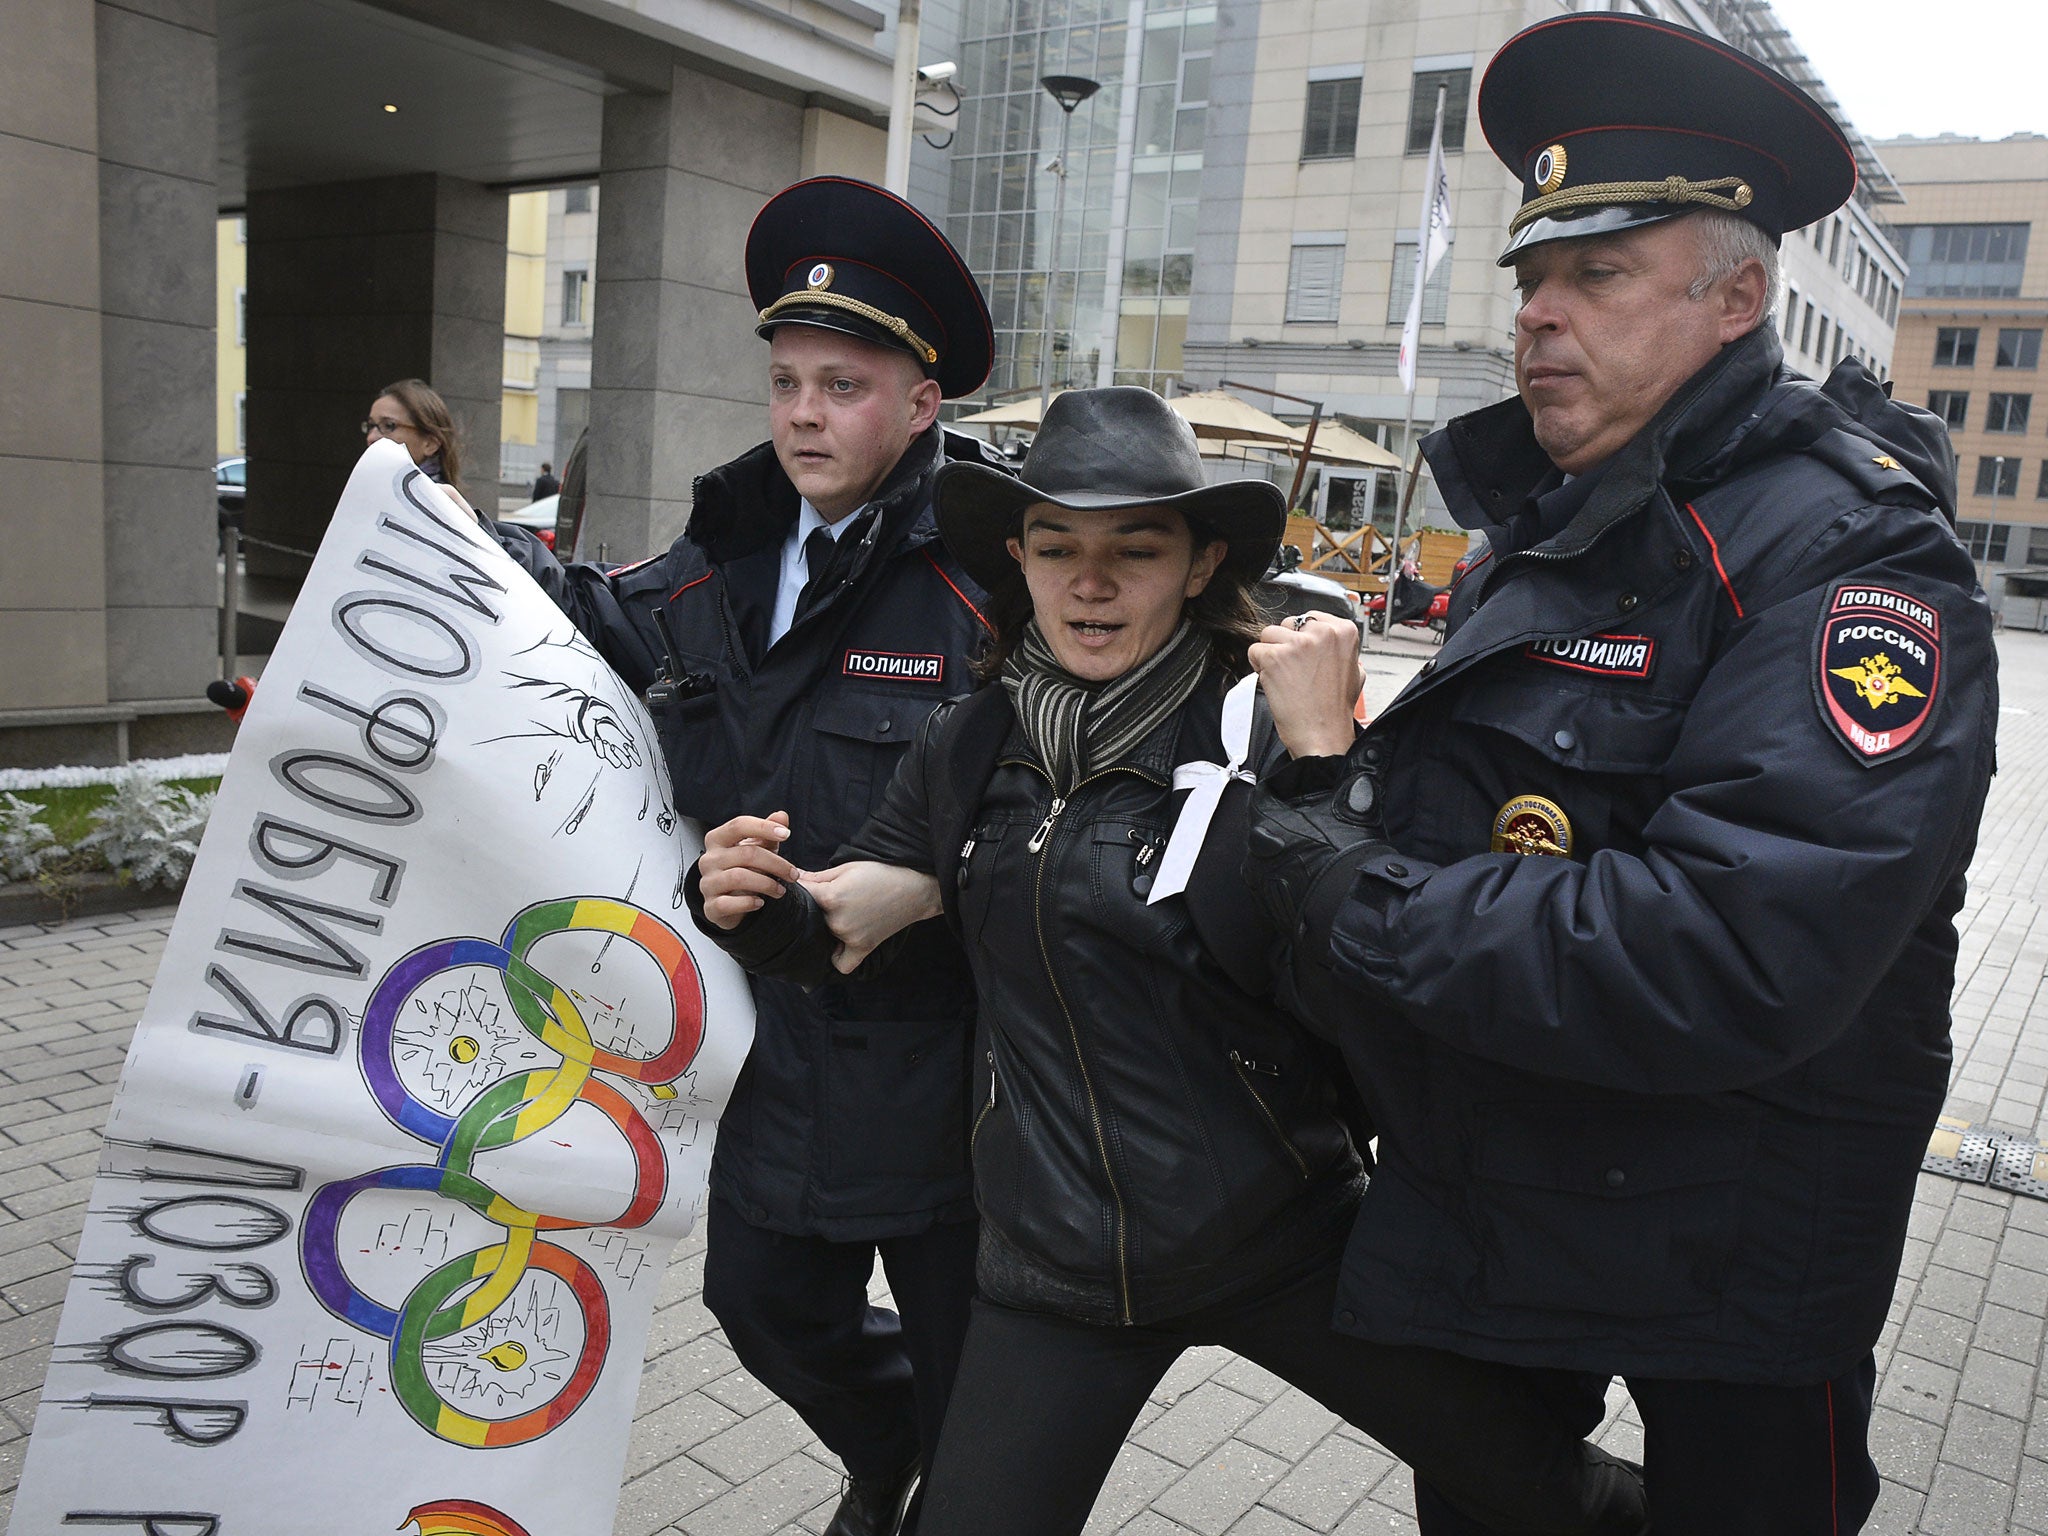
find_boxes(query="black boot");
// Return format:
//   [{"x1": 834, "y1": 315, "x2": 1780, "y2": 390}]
[{"x1": 824, "y1": 1458, "x2": 920, "y2": 1536}]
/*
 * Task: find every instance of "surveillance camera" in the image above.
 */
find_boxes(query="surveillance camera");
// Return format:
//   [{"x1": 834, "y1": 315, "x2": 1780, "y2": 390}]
[{"x1": 918, "y1": 61, "x2": 958, "y2": 84}]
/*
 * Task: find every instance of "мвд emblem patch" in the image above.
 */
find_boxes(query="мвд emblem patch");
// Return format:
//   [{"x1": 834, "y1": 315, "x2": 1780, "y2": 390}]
[{"x1": 1814, "y1": 583, "x2": 1941, "y2": 764}]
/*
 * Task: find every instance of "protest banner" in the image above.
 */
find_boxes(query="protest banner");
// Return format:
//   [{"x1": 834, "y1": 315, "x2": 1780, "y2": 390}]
[{"x1": 11, "y1": 441, "x2": 754, "y2": 1536}]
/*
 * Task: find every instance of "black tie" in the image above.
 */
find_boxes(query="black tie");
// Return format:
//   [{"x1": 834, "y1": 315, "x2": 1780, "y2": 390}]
[{"x1": 803, "y1": 526, "x2": 836, "y2": 591}]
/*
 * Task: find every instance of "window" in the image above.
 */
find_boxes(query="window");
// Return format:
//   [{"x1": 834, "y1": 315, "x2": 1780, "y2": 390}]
[
  {"x1": 1799, "y1": 301, "x2": 1815, "y2": 356},
  {"x1": 1975, "y1": 457, "x2": 2022, "y2": 498},
  {"x1": 1894, "y1": 223, "x2": 2029, "y2": 298},
  {"x1": 1956, "y1": 520, "x2": 2012, "y2": 561},
  {"x1": 1936, "y1": 327, "x2": 1979, "y2": 367},
  {"x1": 563, "y1": 184, "x2": 592, "y2": 214},
  {"x1": 1286, "y1": 235, "x2": 1345, "y2": 323},
  {"x1": 235, "y1": 287, "x2": 246, "y2": 347},
  {"x1": 562, "y1": 268, "x2": 588, "y2": 326},
  {"x1": 1815, "y1": 315, "x2": 1830, "y2": 362},
  {"x1": 2037, "y1": 460, "x2": 2048, "y2": 500},
  {"x1": 1782, "y1": 285, "x2": 1799, "y2": 344},
  {"x1": 1301, "y1": 76, "x2": 1361, "y2": 160},
  {"x1": 1929, "y1": 391, "x2": 1969, "y2": 429},
  {"x1": 1987, "y1": 393, "x2": 2032, "y2": 433},
  {"x1": 1997, "y1": 328, "x2": 2042, "y2": 369},
  {"x1": 1406, "y1": 68, "x2": 1470, "y2": 154},
  {"x1": 1387, "y1": 233, "x2": 1453, "y2": 325},
  {"x1": 235, "y1": 392, "x2": 246, "y2": 453}
]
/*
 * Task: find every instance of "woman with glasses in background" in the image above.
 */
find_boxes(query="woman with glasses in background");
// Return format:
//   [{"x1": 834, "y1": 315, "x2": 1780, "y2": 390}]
[{"x1": 363, "y1": 378, "x2": 468, "y2": 505}]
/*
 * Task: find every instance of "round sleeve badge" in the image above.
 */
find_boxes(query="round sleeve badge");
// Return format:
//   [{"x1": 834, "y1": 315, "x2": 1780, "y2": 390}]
[{"x1": 1814, "y1": 582, "x2": 1942, "y2": 764}]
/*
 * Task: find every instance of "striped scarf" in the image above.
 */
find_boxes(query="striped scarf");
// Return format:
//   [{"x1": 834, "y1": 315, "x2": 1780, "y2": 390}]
[{"x1": 1001, "y1": 619, "x2": 1211, "y2": 794}]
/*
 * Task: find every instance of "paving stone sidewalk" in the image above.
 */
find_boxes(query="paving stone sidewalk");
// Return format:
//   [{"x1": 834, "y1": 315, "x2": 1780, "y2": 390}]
[{"x1": 0, "y1": 632, "x2": 2045, "y2": 1534}]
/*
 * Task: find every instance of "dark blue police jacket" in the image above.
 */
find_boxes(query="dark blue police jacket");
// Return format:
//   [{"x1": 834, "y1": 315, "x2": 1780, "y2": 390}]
[
  {"x1": 1303, "y1": 326, "x2": 1997, "y2": 1383},
  {"x1": 497, "y1": 426, "x2": 997, "y2": 1239}
]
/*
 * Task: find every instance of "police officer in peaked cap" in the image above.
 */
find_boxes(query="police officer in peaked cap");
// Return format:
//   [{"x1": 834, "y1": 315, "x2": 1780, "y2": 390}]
[
  {"x1": 496, "y1": 176, "x2": 1009, "y2": 1536},
  {"x1": 1242, "y1": 16, "x2": 1997, "y2": 1534}
]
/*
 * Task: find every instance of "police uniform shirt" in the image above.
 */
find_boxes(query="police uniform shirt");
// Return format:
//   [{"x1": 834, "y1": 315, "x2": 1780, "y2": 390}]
[{"x1": 769, "y1": 497, "x2": 859, "y2": 647}]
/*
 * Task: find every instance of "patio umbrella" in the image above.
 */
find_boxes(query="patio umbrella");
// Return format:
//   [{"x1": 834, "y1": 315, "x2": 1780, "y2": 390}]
[
  {"x1": 1165, "y1": 390, "x2": 1300, "y2": 444},
  {"x1": 952, "y1": 391, "x2": 1068, "y2": 427},
  {"x1": 1286, "y1": 419, "x2": 1403, "y2": 469}
]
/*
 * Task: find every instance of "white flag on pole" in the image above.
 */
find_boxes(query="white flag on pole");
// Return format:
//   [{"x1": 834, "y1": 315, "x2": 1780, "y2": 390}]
[{"x1": 1397, "y1": 90, "x2": 1454, "y2": 394}]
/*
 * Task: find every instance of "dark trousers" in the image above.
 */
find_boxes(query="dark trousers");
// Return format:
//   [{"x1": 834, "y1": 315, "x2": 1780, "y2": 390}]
[
  {"x1": 917, "y1": 1261, "x2": 1646, "y2": 1536},
  {"x1": 702, "y1": 1196, "x2": 979, "y2": 1482},
  {"x1": 1414, "y1": 1356, "x2": 1880, "y2": 1536}
]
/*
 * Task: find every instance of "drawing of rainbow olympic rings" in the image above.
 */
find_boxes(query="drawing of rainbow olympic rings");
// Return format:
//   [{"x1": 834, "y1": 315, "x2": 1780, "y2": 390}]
[
  {"x1": 403, "y1": 1499, "x2": 531, "y2": 1536},
  {"x1": 300, "y1": 897, "x2": 703, "y2": 1447}
]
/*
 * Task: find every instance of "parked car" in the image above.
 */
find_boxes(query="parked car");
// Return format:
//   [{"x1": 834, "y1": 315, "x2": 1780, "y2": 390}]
[
  {"x1": 1258, "y1": 545, "x2": 1364, "y2": 630},
  {"x1": 215, "y1": 456, "x2": 245, "y2": 511},
  {"x1": 498, "y1": 493, "x2": 559, "y2": 550}
]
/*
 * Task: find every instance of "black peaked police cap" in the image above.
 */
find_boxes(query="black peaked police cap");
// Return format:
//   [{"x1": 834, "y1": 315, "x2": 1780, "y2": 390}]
[
  {"x1": 934, "y1": 387, "x2": 1286, "y2": 593},
  {"x1": 1480, "y1": 13, "x2": 1857, "y2": 264},
  {"x1": 746, "y1": 176, "x2": 995, "y2": 399}
]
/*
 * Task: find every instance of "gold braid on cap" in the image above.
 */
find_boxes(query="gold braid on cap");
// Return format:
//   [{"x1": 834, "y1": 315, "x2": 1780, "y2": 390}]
[
  {"x1": 758, "y1": 290, "x2": 939, "y2": 365},
  {"x1": 1509, "y1": 175, "x2": 1754, "y2": 236}
]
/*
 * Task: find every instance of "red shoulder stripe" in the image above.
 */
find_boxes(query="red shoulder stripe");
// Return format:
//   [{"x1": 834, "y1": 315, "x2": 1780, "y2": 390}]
[
  {"x1": 1684, "y1": 502, "x2": 1743, "y2": 619},
  {"x1": 924, "y1": 551, "x2": 995, "y2": 636},
  {"x1": 667, "y1": 571, "x2": 713, "y2": 603}
]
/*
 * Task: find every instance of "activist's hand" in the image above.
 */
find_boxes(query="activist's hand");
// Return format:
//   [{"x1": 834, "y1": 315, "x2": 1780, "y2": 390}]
[
  {"x1": 696, "y1": 812, "x2": 802, "y2": 930},
  {"x1": 800, "y1": 861, "x2": 943, "y2": 974},
  {"x1": 1249, "y1": 612, "x2": 1362, "y2": 759}
]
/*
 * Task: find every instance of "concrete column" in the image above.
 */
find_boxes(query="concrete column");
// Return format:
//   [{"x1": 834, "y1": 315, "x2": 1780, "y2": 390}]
[
  {"x1": 582, "y1": 63, "x2": 805, "y2": 561},
  {"x1": 244, "y1": 173, "x2": 506, "y2": 579},
  {"x1": 0, "y1": 0, "x2": 107, "y2": 713},
  {"x1": 96, "y1": 0, "x2": 219, "y2": 705}
]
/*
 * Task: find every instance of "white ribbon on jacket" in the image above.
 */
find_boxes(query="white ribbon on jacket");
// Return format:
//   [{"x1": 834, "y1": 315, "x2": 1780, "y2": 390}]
[{"x1": 1148, "y1": 671, "x2": 1259, "y2": 905}]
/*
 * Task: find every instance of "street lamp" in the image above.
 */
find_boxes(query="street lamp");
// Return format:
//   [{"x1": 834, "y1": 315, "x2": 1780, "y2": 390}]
[{"x1": 1038, "y1": 73, "x2": 1100, "y2": 420}]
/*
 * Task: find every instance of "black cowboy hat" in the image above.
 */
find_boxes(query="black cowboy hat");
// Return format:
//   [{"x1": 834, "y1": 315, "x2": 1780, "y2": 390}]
[
  {"x1": 746, "y1": 176, "x2": 995, "y2": 399},
  {"x1": 934, "y1": 387, "x2": 1286, "y2": 591},
  {"x1": 1480, "y1": 14, "x2": 1856, "y2": 263}
]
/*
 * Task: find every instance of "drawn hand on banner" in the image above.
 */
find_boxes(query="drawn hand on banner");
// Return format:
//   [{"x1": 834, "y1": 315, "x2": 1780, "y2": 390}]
[{"x1": 301, "y1": 897, "x2": 706, "y2": 1447}]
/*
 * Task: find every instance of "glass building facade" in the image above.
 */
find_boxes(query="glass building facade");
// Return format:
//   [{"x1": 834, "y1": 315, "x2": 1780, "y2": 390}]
[{"x1": 947, "y1": 0, "x2": 1214, "y2": 400}]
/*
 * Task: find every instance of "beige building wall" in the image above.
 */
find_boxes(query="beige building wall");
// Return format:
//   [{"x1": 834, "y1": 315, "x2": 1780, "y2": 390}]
[
  {"x1": 502, "y1": 190, "x2": 550, "y2": 499},
  {"x1": 1879, "y1": 135, "x2": 2048, "y2": 576},
  {"x1": 801, "y1": 107, "x2": 887, "y2": 181},
  {"x1": 1227, "y1": 0, "x2": 1522, "y2": 353},
  {"x1": 1190, "y1": 0, "x2": 1902, "y2": 526},
  {"x1": 218, "y1": 216, "x2": 247, "y2": 456}
]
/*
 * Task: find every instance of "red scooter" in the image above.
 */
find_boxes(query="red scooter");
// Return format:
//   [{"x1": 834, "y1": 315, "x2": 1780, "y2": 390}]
[{"x1": 1364, "y1": 569, "x2": 1449, "y2": 640}]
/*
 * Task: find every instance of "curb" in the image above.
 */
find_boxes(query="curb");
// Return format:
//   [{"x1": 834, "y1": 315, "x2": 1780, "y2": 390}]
[{"x1": 0, "y1": 874, "x2": 182, "y2": 928}]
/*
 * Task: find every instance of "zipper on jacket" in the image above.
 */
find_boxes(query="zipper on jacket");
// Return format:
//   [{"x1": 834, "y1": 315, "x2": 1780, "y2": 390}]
[
  {"x1": 1027, "y1": 797, "x2": 1067, "y2": 853},
  {"x1": 1026, "y1": 762, "x2": 1140, "y2": 1323},
  {"x1": 1229, "y1": 1051, "x2": 1310, "y2": 1181},
  {"x1": 971, "y1": 1049, "x2": 997, "y2": 1149}
]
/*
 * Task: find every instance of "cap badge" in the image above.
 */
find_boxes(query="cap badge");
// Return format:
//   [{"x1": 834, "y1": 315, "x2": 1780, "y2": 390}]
[
  {"x1": 1533, "y1": 145, "x2": 1568, "y2": 194},
  {"x1": 806, "y1": 262, "x2": 834, "y2": 290},
  {"x1": 1491, "y1": 795, "x2": 1573, "y2": 858}
]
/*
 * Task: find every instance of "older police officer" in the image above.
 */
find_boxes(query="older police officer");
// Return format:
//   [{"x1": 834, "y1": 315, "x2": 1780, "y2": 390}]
[
  {"x1": 497, "y1": 178, "x2": 1002, "y2": 1536},
  {"x1": 1246, "y1": 16, "x2": 1998, "y2": 1535}
]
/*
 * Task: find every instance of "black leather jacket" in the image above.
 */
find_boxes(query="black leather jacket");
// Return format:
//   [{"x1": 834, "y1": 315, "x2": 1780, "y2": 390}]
[
  {"x1": 705, "y1": 671, "x2": 1365, "y2": 1326},
  {"x1": 498, "y1": 427, "x2": 1000, "y2": 1238}
]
